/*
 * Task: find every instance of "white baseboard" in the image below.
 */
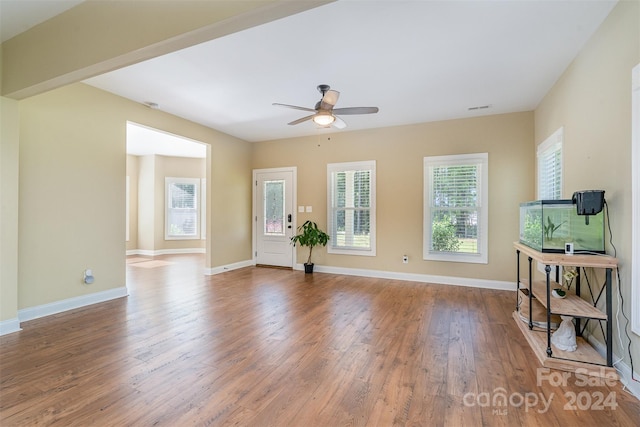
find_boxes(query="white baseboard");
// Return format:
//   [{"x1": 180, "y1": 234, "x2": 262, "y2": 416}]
[
  {"x1": 18, "y1": 286, "x2": 129, "y2": 323},
  {"x1": 126, "y1": 248, "x2": 205, "y2": 256},
  {"x1": 585, "y1": 332, "x2": 640, "y2": 400},
  {"x1": 615, "y1": 358, "x2": 640, "y2": 400},
  {"x1": 296, "y1": 264, "x2": 513, "y2": 291},
  {"x1": 0, "y1": 317, "x2": 21, "y2": 336},
  {"x1": 204, "y1": 259, "x2": 254, "y2": 275}
]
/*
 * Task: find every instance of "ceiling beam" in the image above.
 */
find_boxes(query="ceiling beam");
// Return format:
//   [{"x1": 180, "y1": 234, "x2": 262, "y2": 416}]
[{"x1": 1, "y1": 0, "x2": 333, "y2": 99}]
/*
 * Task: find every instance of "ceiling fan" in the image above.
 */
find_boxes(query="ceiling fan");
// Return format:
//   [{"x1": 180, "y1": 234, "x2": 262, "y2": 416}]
[{"x1": 273, "y1": 84, "x2": 379, "y2": 129}]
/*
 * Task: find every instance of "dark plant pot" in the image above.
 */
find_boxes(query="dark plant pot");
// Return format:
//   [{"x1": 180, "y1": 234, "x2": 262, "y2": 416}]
[{"x1": 304, "y1": 263, "x2": 314, "y2": 274}]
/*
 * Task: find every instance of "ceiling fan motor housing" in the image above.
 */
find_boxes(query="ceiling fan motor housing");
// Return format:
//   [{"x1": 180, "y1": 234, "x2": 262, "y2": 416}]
[{"x1": 317, "y1": 84, "x2": 331, "y2": 95}]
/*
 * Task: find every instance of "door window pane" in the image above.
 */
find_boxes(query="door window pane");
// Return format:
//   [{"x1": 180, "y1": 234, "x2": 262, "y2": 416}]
[{"x1": 264, "y1": 180, "x2": 285, "y2": 235}]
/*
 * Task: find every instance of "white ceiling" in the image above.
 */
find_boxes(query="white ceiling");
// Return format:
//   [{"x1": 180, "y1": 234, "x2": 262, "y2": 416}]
[
  {"x1": 126, "y1": 122, "x2": 207, "y2": 158},
  {"x1": 0, "y1": 0, "x2": 84, "y2": 42},
  {"x1": 3, "y1": 0, "x2": 618, "y2": 147}
]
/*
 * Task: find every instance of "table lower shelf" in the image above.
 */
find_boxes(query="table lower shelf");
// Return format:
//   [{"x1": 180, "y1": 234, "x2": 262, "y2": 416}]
[{"x1": 512, "y1": 311, "x2": 617, "y2": 380}]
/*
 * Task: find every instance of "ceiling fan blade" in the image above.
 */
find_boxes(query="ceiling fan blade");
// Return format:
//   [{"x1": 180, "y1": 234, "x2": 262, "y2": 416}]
[
  {"x1": 332, "y1": 116, "x2": 347, "y2": 129},
  {"x1": 273, "y1": 103, "x2": 316, "y2": 113},
  {"x1": 332, "y1": 106, "x2": 379, "y2": 115},
  {"x1": 320, "y1": 90, "x2": 340, "y2": 110},
  {"x1": 288, "y1": 114, "x2": 316, "y2": 126}
]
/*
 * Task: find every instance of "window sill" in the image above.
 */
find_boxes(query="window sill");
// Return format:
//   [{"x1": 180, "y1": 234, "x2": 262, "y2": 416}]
[
  {"x1": 424, "y1": 252, "x2": 487, "y2": 264},
  {"x1": 328, "y1": 247, "x2": 376, "y2": 257}
]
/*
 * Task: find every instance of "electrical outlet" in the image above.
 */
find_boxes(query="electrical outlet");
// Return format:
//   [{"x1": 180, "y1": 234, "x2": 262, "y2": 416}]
[
  {"x1": 402, "y1": 255, "x2": 408, "y2": 264},
  {"x1": 84, "y1": 269, "x2": 94, "y2": 284}
]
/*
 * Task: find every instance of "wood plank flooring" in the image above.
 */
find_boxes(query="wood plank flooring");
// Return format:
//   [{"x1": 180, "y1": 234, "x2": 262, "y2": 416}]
[{"x1": 1, "y1": 254, "x2": 639, "y2": 426}]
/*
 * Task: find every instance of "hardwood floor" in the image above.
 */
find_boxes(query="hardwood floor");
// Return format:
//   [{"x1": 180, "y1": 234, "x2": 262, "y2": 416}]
[{"x1": 1, "y1": 254, "x2": 639, "y2": 426}]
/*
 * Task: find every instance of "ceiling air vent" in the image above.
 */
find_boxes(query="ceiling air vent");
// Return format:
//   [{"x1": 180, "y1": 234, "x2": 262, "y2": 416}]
[{"x1": 468, "y1": 105, "x2": 492, "y2": 111}]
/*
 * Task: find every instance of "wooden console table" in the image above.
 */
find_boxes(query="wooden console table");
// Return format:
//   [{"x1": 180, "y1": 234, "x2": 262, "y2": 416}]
[{"x1": 513, "y1": 242, "x2": 618, "y2": 379}]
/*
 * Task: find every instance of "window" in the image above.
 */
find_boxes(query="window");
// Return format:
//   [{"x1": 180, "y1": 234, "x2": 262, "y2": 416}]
[
  {"x1": 327, "y1": 161, "x2": 376, "y2": 256},
  {"x1": 537, "y1": 127, "x2": 563, "y2": 200},
  {"x1": 423, "y1": 153, "x2": 488, "y2": 263},
  {"x1": 536, "y1": 128, "x2": 564, "y2": 274},
  {"x1": 165, "y1": 177, "x2": 200, "y2": 240}
]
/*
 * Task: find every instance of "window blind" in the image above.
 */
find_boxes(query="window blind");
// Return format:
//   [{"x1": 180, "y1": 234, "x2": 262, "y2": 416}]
[
  {"x1": 538, "y1": 128, "x2": 563, "y2": 200},
  {"x1": 429, "y1": 164, "x2": 480, "y2": 253},
  {"x1": 327, "y1": 161, "x2": 376, "y2": 256},
  {"x1": 423, "y1": 153, "x2": 488, "y2": 264},
  {"x1": 166, "y1": 178, "x2": 199, "y2": 239}
]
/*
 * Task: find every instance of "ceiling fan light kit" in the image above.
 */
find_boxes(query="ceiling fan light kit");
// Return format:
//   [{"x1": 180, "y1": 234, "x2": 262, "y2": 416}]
[
  {"x1": 313, "y1": 111, "x2": 335, "y2": 126},
  {"x1": 273, "y1": 84, "x2": 379, "y2": 130}
]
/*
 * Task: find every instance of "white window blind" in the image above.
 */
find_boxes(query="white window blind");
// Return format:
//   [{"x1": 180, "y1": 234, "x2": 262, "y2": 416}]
[
  {"x1": 424, "y1": 153, "x2": 488, "y2": 264},
  {"x1": 165, "y1": 177, "x2": 200, "y2": 240},
  {"x1": 537, "y1": 128, "x2": 563, "y2": 200},
  {"x1": 327, "y1": 161, "x2": 376, "y2": 256}
]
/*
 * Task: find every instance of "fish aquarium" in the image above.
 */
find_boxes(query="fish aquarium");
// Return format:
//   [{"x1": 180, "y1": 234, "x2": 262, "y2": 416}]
[{"x1": 519, "y1": 199, "x2": 605, "y2": 253}]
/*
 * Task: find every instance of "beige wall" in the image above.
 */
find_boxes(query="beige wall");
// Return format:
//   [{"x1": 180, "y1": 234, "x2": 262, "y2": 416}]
[
  {"x1": 137, "y1": 155, "x2": 156, "y2": 252},
  {"x1": 0, "y1": 96, "x2": 20, "y2": 322},
  {"x1": 209, "y1": 135, "x2": 253, "y2": 266},
  {"x1": 18, "y1": 84, "x2": 127, "y2": 307},
  {"x1": 126, "y1": 154, "x2": 138, "y2": 251},
  {"x1": 17, "y1": 82, "x2": 252, "y2": 309},
  {"x1": 253, "y1": 112, "x2": 534, "y2": 282},
  {"x1": 534, "y1": 0, "x2": 639, "y2": 376}
]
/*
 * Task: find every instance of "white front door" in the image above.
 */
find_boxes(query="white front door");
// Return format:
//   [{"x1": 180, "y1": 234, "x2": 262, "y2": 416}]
[{"x1": 254, "y1": 168, "x2": 296, "y2": 267}]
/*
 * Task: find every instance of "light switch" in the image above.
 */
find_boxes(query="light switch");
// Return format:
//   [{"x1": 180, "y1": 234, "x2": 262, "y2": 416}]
[
  {"x1": 305, "y1": 206, "x2": 312, "y2": 213},
  {"x1": 298, "y1": 206, "x2": 304, "y2": 213}
]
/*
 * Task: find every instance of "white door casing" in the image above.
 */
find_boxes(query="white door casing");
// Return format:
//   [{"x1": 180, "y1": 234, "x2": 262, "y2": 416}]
[{"x1": 253, "y1": 167, "x2": 296, "y2": 267}]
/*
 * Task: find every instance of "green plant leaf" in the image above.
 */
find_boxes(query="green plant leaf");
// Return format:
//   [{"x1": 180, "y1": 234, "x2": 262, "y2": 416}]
[{"x1": 290, "y1": 220, "x2": 330, "y2": 265}]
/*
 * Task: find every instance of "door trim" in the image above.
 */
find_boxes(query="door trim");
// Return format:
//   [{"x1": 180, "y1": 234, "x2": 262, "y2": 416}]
[{"x1": 252, "y1": 167, "x2": 297, "y2": 267}]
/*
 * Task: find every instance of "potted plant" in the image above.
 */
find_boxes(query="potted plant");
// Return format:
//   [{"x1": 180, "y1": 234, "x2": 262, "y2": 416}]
[{"x1": 290, "y1": 220, "x2": 330, "y2": 273}]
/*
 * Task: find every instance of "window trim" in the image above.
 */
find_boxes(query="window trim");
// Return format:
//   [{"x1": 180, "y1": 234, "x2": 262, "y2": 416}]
[
  {"x1": 423, "y1": 153, "x2": 488, "y2": 264},
  {"x1": 327, "y1": 160, "x2": 376, "y2": 257},
  {"x1": 165, "y1": 177, "x2": 200, "y2": 240}
]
